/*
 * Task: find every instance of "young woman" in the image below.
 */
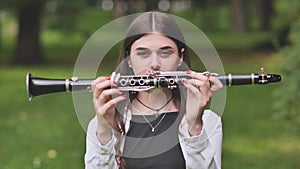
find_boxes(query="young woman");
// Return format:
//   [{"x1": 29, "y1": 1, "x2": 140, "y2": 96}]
[{"x1": 85, "y1": 11, "x2": 223, "y2": 169}]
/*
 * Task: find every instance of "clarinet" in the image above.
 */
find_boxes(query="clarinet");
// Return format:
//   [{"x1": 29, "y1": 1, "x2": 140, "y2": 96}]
[{"x1": 26, "y1": 68, "x2": 281, "y2": 101}]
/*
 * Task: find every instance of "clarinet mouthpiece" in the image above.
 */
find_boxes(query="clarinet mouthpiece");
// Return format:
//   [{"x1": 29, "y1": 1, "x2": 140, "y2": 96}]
[{"x1": 269, "y1": 74, "x2": 282, "y2": 83}]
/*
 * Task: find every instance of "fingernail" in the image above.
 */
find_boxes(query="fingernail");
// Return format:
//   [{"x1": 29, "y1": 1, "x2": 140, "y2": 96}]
[
  {"x1": 183, "y1": 79, "x2": 188, "y2": 84},
  {"x1": 186, "y1": 70, "x2": 191, "y2": 74},
  {"x1": 122, "y1": 95, "x2": 127, "y2": 99}
]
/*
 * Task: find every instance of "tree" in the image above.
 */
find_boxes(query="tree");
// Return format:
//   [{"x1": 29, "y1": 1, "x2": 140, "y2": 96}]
[
  {"x1": 273, "y1": 0, "x2": 300, "y2": 124},
  {"x1": 14, "y1": 1, "x2": 45, "y2": 64},
  {"x1": 0, "y1": 0, "x2": 46, "y2": 64},
  {"x1": 0, "y1": 0, "x2": 85, "y2": 65},
  {"x1": 230, "y1": 0, "x2": 245, "y2": 32},
  {"x1": 256, "y1": 0, "x2": 274, "y2": 31},
  {"x1": 144, "y1": 0, "x2": 159, "y2": 11}
]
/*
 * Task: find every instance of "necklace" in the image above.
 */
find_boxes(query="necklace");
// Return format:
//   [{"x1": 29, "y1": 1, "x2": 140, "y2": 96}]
[
  {"x1": 135, "y1": 92, "x2": 174, "y2": 115},
  {"x1": 135, "y1": 92, "x2": 174, "y2": 132},
  {"x1": 142, "y1": 113, "x2": 167, "y2": 133}
]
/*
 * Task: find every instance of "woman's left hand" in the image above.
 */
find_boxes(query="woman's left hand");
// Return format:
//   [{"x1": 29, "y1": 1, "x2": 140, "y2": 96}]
[{"x1": 183, "y1": 70, "x2": 215, "y2": 136}]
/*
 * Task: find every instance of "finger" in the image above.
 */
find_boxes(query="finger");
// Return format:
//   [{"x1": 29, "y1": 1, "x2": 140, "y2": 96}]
[
  {"x1": 209, "y1": 76, "x2": 224, "y2": 92},
  {"x1": 92, "y1": 76, "x2": 110, "y2": 90},
  {"x1": 102, "y1": 95, "x2": 127, "y2": 112},
  {"x1": 184, "y1": 81, "x2": 211, "y2": 108},
  {"x1": 93, "y1": 80, "x2": 113, "y2": 99},
  {"x1": 95, "y1": 95, "x2": 126, "y2": 118},
  {"x1": 187, "y1": 78, "x2": 211, "y2": 92},
  {"x1": 92, "y1": 76, "x2": 110, "y2": 98},
  {"x1": 188, "y1": 71, "x2": 223, "y2": 92},
  {"x1": 187, "y1": 78, "x2": 206, "y2": 88},
  {"x1": 187, "y1": 70, "x2": 210, "y2": 81},
  {"x1": 96, "y1": 88, "x2": 123, "y2": 104},
  {"x1": 93, "y1": 89, "x2": 125, "y2": 115},
  {"x1": 185, "y1": 78, "x2": 212, "y2": 99},
  {"x1": 183, "y1": 80, "x2": 200, "y2": 95}
]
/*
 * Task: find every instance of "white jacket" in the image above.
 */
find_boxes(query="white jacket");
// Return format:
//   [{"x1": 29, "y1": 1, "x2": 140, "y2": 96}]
[{"x1": 85, "y1": 110, "x2": 222, "y2": 169}]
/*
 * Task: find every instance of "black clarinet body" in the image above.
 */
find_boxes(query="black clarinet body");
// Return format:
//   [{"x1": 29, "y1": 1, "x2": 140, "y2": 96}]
[
  {"x1": 26, "y1": 68, "x2": 281, "y2": 101},
  {"x1": 217, "y1": 73, "x2": 281, "y2": 86}
]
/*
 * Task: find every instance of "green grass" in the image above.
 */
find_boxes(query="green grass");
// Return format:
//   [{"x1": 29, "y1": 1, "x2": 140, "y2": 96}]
[
  {"x1": 223, "y1": 85, "x2": 300, "y2": 169},
  {"x1": 220, "y1": 53, "x2": 300, "y2": 168},
  {"x1": 0, "y1": 66, "x2": 86, "y2": 169},
  {"x1": 1, "y1": 52, "x2": 299, "y2": 169},
  {"x1": 207, "y1": 32, "x2": 273, "y2": 51}
]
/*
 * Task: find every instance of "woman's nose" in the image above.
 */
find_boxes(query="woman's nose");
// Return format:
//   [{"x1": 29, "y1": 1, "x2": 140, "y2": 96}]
[{"x1": 150, "y1": 55, "x2": 161, "y2": 70}]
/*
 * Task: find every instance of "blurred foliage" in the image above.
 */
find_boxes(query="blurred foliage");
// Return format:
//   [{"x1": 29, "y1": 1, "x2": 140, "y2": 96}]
[
  {"x1": 271, "y1": 0, "x2": 300, "y2": 47},
  {"x1": 0, "y1": 0, "x2": 278, "y2": 65},
  {"x1": 272, "y1": 0, "x2": 300, "y2": 31},
  {"x1": 273, "y1": 0, "x2": 300, "y2": 125},
  {"x1": 43, "y1": 0, "x2": 86, "y2": 32}
]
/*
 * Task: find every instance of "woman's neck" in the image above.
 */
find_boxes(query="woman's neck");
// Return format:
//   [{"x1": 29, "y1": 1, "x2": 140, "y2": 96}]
[{"x1": 131, "y1": 89, "x2": 177, "y2": 115}]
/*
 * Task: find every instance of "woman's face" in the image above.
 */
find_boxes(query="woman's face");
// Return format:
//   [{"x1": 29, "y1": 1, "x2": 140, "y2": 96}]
[{"x1": 129, "y1": 33, "x2": 183, "y2": 75}]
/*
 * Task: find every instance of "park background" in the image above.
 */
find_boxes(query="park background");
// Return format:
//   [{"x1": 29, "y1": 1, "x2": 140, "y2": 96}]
[{"x1": 0, "y1": 0, "x2": 299, "y2": 168}]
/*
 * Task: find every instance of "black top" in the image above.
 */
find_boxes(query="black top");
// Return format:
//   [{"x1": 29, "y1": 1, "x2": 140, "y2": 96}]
[{"x1": 123, "y1": 112, "x2": 185, "y2": 169}]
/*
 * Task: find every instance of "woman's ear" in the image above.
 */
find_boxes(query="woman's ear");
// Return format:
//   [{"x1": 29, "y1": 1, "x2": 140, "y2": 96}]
[
  {"x1": 178, "y1": 48, "x2": 185, "y2": 67},
  {"x1": 126, "y1": 50, "x2": 132, "y2": 68},
  {"x1": 128, "y1": 60, "x2": 132, "y2": 68}
]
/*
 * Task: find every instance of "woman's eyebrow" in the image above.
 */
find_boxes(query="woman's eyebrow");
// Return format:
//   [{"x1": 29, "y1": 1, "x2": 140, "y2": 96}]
[
  {"x1": 160, "y1": 46, "x2": 174, "y2": 50},
  {"x1": 135, "y1": 47, "x2": 148, "y2": 50},
  {"x1": 134, "y1": 46, "x2": 174, "y2": 50}
]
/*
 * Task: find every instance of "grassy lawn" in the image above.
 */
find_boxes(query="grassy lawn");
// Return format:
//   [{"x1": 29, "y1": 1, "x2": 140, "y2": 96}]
[
  {"x1": 0, "y1": 66, "x2": 86, "y2": 169},
  {"x1": 0, "y1": 51, "x2": 299, "y2": 169},
  {"x1": 220, "y1": 52, "x2": 300, "y2": 168},
  {"x1": 222, "y1": 82, "x2": 300, "y2": 169}
]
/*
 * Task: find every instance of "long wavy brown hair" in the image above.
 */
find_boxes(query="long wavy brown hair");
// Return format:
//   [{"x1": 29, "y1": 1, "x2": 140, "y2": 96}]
[{"x1": 112, "y1": 11, "x2": 191, "y2": 169}]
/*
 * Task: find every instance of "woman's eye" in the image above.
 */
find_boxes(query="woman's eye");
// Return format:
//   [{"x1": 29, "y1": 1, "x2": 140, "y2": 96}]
[
  {"x1": 136, "y1": 50, "x2": 150, "y2": 57},
  {"x1": 159, "y1": 50, "x2": 173, "y2": 58}
]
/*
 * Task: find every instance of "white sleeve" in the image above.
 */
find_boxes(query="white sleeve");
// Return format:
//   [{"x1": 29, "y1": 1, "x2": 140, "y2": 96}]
[
  {"x1": 179, "y1": 110, "x2": 223, "y2": 169},
  {"x1": 84, "y1": 117, "x2": 118, "y2": 169}
]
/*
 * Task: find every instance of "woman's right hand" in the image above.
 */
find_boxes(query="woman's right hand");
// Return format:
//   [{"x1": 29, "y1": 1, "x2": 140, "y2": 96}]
[{"x1": 91, "y1": 76, "x2": 126, "y2": 144}]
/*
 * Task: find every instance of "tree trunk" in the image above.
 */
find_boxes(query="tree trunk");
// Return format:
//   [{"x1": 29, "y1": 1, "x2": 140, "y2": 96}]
[
  {"x1": 14, "y1": 2, "x2": 44, "y2": 65},
  {"x1": 113, "y1": 0, "x2": 126, "y2": 18},
  {"x1": 230, "y1": 0, "x2": 245, "y2": 33},
  {"x1": 145, "y1": 0, "x2": 159, "y2": 11},
  {"x1": 256, "y1": 0, "x2": 273, "y2": 31}
]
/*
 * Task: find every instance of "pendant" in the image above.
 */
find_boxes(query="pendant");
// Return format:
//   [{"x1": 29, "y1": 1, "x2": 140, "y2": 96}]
[{"x1": 151, "y1": 128, "x2": 155, "y2": 132}]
